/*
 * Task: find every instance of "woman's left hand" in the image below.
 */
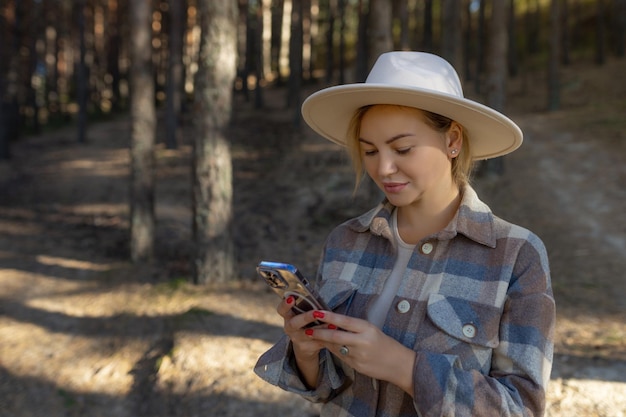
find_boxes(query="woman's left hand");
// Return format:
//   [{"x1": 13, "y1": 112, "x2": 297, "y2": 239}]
[{"x1": 306, "y1": 310, "x2": 416, "y2": 396}]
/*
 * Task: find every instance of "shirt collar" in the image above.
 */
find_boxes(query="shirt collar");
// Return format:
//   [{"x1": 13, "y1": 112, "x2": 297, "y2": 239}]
[{"x1": 347, "y1": 184, "x2": 497, "y2": 248}]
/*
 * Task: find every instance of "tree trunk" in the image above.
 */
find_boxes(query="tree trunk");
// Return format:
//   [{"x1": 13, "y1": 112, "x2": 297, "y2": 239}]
[
  {"x1": 614, "y1": 0, "x2": 626, "y2": 58},
  {"x1": 595, "y1": 0, "x2": 606, "y2": 65},
  {"x1": 485, "y1": 0, "x2": 509, "y2": 113},
  {"x1": 548, "y1": 0, "x2": 561, "y2": 111},
  {"x1": 482, "y1": 0, "x2": 509, "y2": 176},
  {"x1": 129, "y1": 0, "x2": 156, "y2": 263},
  {"x1": 423, "y1": 0, "x2": 434, "y2": 53},
  {"x1": 354, "y1": 0, "x2": 368, "y2": 82},
  {"x1": 77, "y1": 0, "x2": 88, "y2": 143},
  {"x1": 463, "y1": 0, "x2": 473, "y2": 81},
  {"x1": 0, "y1": 0, "x2": 14, "y2": 160},
  {"x1": 368, "y1": 0, "x2": 393, "y2": 70},
  {"x1": 165, "y1": 0, "x2": 185, "y2": 149},
  {"x1": 616, "y1": 0, "x2": 626, "y2": 57},
  {"x1": 325, "y1": 0, "x2": 336, "y2": 84},
  {"x1": 192, "y1": 0, "x2": 237, "y2": 285},
  {"x1": 474, "y1": 0, "x2": 486, "y2": 94},
  {"x1": 270, "y1": 0, "x2": 285, "y2": 80},
  {"x1": 394, "y1": 0, "x2": 409, "y2": 50},
  {"x1": 287, "y1": 0, "x2": 302, "y2": 125},
  {"x1": 508, "y1": 0, "x2": 519, "y2": 77},
  {"x1": 561, "y1": 0, "x2": 571, "y2": 66},
  {"x1": 441, "y1": 0, "x2": 462, "y2": 70},
  {"x1": 107, "y1": 0, "x2": 122, "y2": 111},
  {"x1": 254, "y1": 0, "x2": 265, "y2": 108},
  {"x1": 338, "y1": 0, "x2": 346, "y2": 84}
]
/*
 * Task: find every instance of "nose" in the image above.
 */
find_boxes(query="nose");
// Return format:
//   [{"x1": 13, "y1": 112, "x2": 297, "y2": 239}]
[{"x1": 377, "y1": 151, "x2": 397, "y2": 177}]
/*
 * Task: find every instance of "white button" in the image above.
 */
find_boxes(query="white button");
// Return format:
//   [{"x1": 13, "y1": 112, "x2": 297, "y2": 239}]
[
  {"x1": 421, "y1": 242, "x2": 434, "y2": 254},
  {"x1": 462, "y1": 324, "x2": 477, "y2": 338},
  {"x1": 397, "y1": 300, "x2": 411, "y2": 313}
]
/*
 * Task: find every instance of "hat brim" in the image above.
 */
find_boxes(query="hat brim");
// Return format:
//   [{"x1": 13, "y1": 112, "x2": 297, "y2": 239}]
[{"x1": 301, "y1": 84, "x2": 523, "y2": 160}]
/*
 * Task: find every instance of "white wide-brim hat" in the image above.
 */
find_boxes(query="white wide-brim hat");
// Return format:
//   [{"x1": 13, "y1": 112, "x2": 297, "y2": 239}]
[{"x1": 301, "y1": 51, "x2": 522, "y2": 160}]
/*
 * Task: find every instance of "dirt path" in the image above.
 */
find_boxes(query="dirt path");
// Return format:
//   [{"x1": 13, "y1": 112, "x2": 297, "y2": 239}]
[{"x1": 1, "y1": 59, "x2": 625, "y2": 416}]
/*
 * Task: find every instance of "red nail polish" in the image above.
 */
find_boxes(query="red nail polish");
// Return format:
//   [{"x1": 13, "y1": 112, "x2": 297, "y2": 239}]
[
  {"x1": 312, "y1": 311, "x2": 325, "y2": 319},
  {"x1": 285, "y1": 296, "x2": 294, "y2": 305},
  {"x1": 305, "y1": 329, "x2": 314, "y2": 336},
  {"x1": 328, "y1": 324, "x2": 337, "y2": 330}
]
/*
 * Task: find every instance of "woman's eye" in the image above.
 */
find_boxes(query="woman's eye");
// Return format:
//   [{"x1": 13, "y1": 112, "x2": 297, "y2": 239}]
[
  {"x1": 363, "y1": 149, "x2": 378, "y2": 156},
  {"x1": 396, "y1": 147, "x2": 412, "y2": 155}
]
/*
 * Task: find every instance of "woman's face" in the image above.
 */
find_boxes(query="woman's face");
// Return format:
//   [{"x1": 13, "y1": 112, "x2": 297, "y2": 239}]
[{"x1": 359, "y1": 105, "x2": 460, "y2": 208}]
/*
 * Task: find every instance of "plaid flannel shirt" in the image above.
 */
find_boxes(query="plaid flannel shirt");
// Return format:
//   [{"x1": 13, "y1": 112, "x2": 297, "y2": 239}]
[{"x1": 255, "y1": 185, "x2": 555, "y2": 417}]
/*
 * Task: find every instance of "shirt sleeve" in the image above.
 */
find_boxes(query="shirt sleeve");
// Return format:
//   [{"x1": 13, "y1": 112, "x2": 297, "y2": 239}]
[
  {"x1": 411, "y1": 234, "x2": 556, "y2": 416},
  {"x1": 253, "y1": 334, "x2": 349, "y2": 403}
]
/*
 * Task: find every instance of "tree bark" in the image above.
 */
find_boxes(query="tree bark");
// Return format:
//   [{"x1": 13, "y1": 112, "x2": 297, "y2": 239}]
[
  {"x1": 129, "y1": 0, "x2": 156, "y2": 263},
  {"x1": 548, "y1": 0, "x2": 561, "y2": 111},
  {"x1": 367, "y1": 0, "x2": 393, "y2": 69},
  {"x1": 192, "y1": 0, "x2": 238, "y2": 284},
  {"x1": 165, "y1": 0, "x2": 185, "y2": 149},
  {"x1": 441, "y1": 0, "x2": 463, "y2": 70},
  {"x1": 77, "y1": 0, "x2": 88, "y2": 143},
  {"x1": 482, "y1": 0, "x2": 509, "y2": 176},
  {"x1": 287, "y1": 0, "x2": 302, "y2": 125},
  {"x1": 616, "y1": 0, "x2": 626, "y2": 57},
  {"x1": 595, "y1": 0, "x2": 606, "y2": 65},
  {"x1": 423, "y1": 0, "x2": 434, "y2": 53}
]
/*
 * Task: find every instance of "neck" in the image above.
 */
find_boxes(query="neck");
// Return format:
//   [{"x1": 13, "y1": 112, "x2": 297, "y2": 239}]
[{"x1": 396, "y1": 184, "x2": 462, "y2": 244}]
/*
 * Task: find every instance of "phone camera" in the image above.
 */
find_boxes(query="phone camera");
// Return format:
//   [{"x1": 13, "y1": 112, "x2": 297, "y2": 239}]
[{"x1": 264, "y1": 271, "x2": 287, "y2": 289}]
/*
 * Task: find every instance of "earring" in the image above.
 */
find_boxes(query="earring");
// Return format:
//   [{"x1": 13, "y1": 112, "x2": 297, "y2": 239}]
[{"x1": 450, "y1": 149, "x2": 458, "y2": 155}]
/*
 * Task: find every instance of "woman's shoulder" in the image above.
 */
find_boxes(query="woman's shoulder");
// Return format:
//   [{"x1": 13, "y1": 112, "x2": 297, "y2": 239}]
[{"x1": 463, "y1": 185, "x2": 546, "y2": 249}]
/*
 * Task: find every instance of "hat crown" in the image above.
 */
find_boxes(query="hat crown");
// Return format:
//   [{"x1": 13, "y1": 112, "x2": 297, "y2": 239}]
[{"x1": 365, "y1": 52, "x2": 464, "y2": 98}]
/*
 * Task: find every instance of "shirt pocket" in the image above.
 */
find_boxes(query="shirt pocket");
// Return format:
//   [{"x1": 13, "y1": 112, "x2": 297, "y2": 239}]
[{"x1": 426, "y1": 293, "x2": 501, "y2": 349}]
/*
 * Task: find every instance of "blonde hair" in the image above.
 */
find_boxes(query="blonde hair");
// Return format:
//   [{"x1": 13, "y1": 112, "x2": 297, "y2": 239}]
[{"x1": 347, "y1": 105, "x2": 474, "y2": 192}]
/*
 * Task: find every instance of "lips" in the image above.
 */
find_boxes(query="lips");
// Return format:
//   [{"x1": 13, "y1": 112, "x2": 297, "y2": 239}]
[{"x1": 382, "y1": 182, "x2": 407, "y2": 193}]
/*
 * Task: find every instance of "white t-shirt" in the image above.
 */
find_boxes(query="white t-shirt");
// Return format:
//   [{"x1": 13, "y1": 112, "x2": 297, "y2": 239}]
[{"x1": 367, "y1": 208, "x2": 416, "y2": 328}]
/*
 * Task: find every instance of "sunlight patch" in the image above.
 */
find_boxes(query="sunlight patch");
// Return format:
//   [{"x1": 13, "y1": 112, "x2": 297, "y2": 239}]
[{"x1": 36, "y1": 255, "x2": 118, "y2": 271}]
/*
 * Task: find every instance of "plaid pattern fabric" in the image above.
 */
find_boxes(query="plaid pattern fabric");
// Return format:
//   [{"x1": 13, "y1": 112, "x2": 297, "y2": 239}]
[{"x1": 255, "y1": 185, "x2": 555, "y2": 417}]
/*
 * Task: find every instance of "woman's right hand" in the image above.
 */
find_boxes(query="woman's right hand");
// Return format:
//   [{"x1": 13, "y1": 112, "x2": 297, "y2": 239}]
[{"x1": 277, "y1": 296, "x2": 325, "y2": 388}]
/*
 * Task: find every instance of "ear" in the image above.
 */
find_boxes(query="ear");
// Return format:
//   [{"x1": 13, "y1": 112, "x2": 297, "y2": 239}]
[{"x1": 446, "y1": 122, "x2": 463, "y2": 158}]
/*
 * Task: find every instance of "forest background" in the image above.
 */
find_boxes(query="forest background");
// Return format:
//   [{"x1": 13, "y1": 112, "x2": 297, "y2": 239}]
[{"x1": 1, "y1": 0, "x2": 625, "y2": 416}]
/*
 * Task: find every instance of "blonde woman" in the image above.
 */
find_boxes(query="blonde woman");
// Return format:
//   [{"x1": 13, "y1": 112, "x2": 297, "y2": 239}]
[{"x1": 256, "y1": 52, "x2": 555, "y2": 417}]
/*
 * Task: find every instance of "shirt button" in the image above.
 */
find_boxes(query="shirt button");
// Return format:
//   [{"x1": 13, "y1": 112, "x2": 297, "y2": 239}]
[
  {"x1": 421, "y1": 242, "x2": 434, "y2": 254},
  {"x1": 462, "y1": 324, "x2": 477, "y2": 339},
  {"x1": 396, "y1": 300, "x2": 411, "y2": 314}
]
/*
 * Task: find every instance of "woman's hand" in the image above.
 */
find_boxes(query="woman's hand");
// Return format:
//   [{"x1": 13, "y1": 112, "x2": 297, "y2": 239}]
[
  {"x1": 304, "y1": 310, "x2": 416, "y2": 397},
  {"x1": 277, "y1": 296, "x2": 326, "y2": 388}
]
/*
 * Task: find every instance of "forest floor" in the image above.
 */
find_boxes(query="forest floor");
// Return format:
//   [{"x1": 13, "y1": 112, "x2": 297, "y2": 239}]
[{"x1": 1, "y1": 56, "x2": 625, "y2": 417}]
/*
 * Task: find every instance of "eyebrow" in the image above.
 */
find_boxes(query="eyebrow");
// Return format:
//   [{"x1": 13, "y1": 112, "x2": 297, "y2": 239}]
[{"x1": 358, "y1": 133, "x2": 414, "y2": 145}]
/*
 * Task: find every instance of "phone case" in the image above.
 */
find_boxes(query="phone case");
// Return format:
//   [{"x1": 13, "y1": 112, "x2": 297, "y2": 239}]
[{"x1": 257, "y1": 261, "x2": 329, "y2": 314}]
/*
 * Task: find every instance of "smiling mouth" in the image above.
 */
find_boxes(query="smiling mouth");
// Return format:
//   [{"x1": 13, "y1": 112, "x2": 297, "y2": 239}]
[{"x1": 382, "y1": 182, "x2": 407, "y2": 193}]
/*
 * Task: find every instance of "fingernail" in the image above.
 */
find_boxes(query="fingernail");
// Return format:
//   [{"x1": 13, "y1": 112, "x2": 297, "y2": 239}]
[
  {"x1": 328, "y1": 324, "x2": 337, "y2": 330},
  {"x1": 305, "y1": 329, "x2": 314, "y2": 336},
  {"x1": 285, "y1": 296, "x2": 294, "y2": 305},
  {"x1": 312, "y1": 311, "x2": 325, "y2": 319}
]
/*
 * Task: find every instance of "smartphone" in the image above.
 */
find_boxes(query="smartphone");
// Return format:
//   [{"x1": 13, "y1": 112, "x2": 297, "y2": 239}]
[{"x1": 256, "y1": 261, "x2": 330, "y2": 314}]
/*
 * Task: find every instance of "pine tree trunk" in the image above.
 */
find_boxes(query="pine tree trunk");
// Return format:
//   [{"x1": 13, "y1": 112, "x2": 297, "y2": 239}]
[
  {"x1": 165, "y1": 0, "x2": 185, "y2": 149},
  {"x1": 482, "y1": 0, "x2": 509, "y2": 176},
  {"x1": 548, "y1": 0, "x2": 561, "y2": 111},
  {"x1": 595, "y1": 0, "x2": 606, "y2": 65},
  {"x1": 441, "y1": 0, "x2": 462, "y2": 70},
  {"x1": 368, "y1": 0, "x2": 393, "y2": 69},
  {"x1": 192, "y1": 0, "x2": 237, "y2": 285},
  {"x1": 77, "y1": 0, "x2": 88, "y2": 143},
  {"x1": 287, "y1": 0, "x2": 303, "y2": 125},
  {"x1": 130, "y1": 0, "x2": 156, "y2": 263}
]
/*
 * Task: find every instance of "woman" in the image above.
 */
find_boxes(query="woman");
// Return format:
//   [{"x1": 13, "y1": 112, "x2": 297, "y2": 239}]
[{"x1": 255, "y1": 51, "x2": 555, "y2": 417}]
